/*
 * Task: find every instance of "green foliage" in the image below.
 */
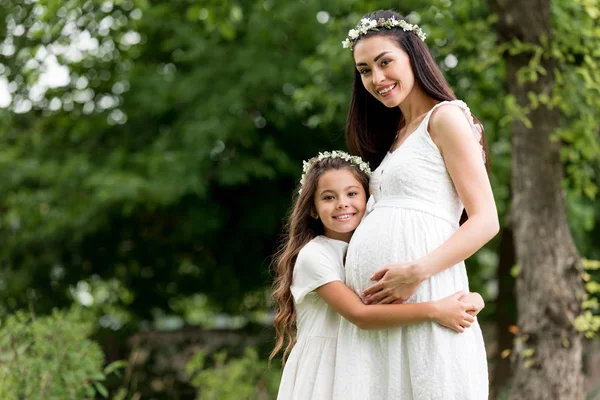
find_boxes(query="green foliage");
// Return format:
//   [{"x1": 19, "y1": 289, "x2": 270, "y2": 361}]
[
  {"x1": 0, "y1": 0, "x2": 343, "y2": 322},
  {"x1": 575, "y1": 259, "x2": 600, "y2": 338},
  {"x1": 186, "y1": 347, "x2": 281, "y2": 400},
  {"x1": 499, "y1": 0, "x2": 600, "y2": 202},
  {"x1": 0, "y1": 307, "x2": 125, "y2": 399}
]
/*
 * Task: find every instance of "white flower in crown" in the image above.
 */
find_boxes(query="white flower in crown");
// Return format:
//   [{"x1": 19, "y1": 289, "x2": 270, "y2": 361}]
[
  {"x1": 342, "y1": 16, "x2": 426, "y2": 50},
  {"x1": 348, "y1": 29, "x2": 360, "y2": 39},
  {"x1": 298, "y1": 150, "x2": 372, "y2": 194},
  {"x1": 302, "y1": 160, "x2": 310, "y2": 172}
]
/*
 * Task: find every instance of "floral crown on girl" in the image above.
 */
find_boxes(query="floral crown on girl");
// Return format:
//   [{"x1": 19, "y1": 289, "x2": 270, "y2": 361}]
[
  {"x1": 342, "y1": 16, "x2": 426, "y2": 49},
  {"x1": 299, "y1": 151, "x2": 372, "y2": 194}
]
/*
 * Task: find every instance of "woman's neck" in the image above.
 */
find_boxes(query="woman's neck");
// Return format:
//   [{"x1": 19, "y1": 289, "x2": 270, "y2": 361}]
[{"x1": 398, "y1": 86, "x2": 439, "y2": 125}]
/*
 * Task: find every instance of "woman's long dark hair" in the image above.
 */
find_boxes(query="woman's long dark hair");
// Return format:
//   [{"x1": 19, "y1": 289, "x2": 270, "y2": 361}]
[{"x1": 345, "y1": 9, "x2": 490, "y2": 173}]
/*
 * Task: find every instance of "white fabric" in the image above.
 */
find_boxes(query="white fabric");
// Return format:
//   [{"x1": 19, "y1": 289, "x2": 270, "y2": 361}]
[
  {"x1": 277, "y1": 235, "x2": 348, "y2": 400},
  {"x1": 333, "y1": 100, "x2": 489, "y2": 400}
]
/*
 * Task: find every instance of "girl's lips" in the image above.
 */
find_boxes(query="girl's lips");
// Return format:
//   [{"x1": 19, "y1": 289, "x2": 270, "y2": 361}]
[{"x1": 333, "y1": 213, "x2": 356, "y2": 221}]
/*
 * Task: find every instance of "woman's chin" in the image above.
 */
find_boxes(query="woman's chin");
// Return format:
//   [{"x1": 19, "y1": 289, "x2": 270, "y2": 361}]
[
  {"x1": 374, "y1": 93, "x2": 402, "y2": 108},
  {"x1": 380, "y1": 98, "x2": 401, "y2": 108}
]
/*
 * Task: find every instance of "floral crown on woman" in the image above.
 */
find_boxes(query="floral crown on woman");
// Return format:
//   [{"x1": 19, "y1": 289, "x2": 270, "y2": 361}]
[
  {"x1": 342, "y1": 16, "x2": 426, "y2": 49},
  {"x1": 299, "y1": 151, "x2": 372, "y2": 194}
]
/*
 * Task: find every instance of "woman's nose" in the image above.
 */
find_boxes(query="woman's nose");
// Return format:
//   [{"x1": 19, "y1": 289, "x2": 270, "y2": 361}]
[{"x1": 371, "y1": 68, "x2": 385, "y2": 84}]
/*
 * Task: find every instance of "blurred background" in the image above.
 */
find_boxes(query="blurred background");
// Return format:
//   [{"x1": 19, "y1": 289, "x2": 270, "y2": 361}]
[{"x1": 0, "y1": 0, "x2": 598, "y2": 399}]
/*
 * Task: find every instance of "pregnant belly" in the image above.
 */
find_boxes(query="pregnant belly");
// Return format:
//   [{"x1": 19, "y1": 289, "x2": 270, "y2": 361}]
[{"x1": 345, "y1": 207, "x2": 456, "y2": 293}]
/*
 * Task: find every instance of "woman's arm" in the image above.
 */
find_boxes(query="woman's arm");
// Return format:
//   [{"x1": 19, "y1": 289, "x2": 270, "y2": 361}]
[
  {"x1": 315, "y1": 281, "x2": 476, "y2": 332},
  {"x1": 363, "y1": 105, "x2": 499, "y2": 304}
]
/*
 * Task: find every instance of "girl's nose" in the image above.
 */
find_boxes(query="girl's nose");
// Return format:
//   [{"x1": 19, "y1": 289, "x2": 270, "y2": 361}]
[{"x1": 337, "y1": 201, "x2": 349, "y2": 209}]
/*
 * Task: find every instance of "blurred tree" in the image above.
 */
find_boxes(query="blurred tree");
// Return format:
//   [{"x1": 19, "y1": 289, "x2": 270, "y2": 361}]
[{"x1": 488, "y1": 0, "x2": 600, "y2": 398}]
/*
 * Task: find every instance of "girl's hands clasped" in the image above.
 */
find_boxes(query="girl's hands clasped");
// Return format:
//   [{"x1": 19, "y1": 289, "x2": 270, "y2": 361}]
[
  {"x1": 459, "y1": 291, "x2": 485, "y2": 316},
  {"x1": 432, "y1": 291, "x2": 478, "y2": 333},
  {"x1": 362, "y1": 262, "x2": 425, "y2": 304}
]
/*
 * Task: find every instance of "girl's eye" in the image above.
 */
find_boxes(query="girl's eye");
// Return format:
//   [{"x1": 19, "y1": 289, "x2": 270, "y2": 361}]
[
  {"x1": 381, "y1": 59, "x2": 391, "y2": 67},
  {"x1": 359, "y1": 69, "x2": 370, "y2": 75},
  {"x1": 323, "y1": 195, "x2": 334, "y2": 200},
  {"x1": 348, "y1": 192, "x2": 358, "y2": 197}
]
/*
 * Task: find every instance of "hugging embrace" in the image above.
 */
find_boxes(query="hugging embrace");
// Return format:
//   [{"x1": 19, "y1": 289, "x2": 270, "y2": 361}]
[{"x1": 271, "y1": 9, "x2": 499, "y2": 400}]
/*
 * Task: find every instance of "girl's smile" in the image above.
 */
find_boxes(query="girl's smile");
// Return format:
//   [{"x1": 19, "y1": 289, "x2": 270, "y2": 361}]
[{"x1": 332, "y1": 212, "x2": 356, "y2": 220}]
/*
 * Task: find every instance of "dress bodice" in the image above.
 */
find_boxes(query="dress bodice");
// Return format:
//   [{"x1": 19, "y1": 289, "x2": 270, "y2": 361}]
[{"x1": 368, "y1": 100, "x2": 484, "y2": 227}]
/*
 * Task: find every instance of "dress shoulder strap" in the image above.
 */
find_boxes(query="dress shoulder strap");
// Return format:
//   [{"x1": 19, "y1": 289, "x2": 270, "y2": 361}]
[{"x1": 422, "y1": 100, "x2": 486, "y2": 163}]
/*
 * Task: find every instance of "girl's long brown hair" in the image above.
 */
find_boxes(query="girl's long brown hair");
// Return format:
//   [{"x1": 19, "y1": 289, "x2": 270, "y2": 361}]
[
  {"x1": 345, "y1": 10, "x2": 490, "y2": 224},
  {"x1": 270, "y1": 157, "x2": 370, "y2": 364}
]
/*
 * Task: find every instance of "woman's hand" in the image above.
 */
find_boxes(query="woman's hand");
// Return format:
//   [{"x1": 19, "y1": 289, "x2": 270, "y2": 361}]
[
  {"x1": 432, "y1": 291, "x2": 477, "y2": 333},
  {"x1": 362, "y1": 262, "x2": 425, "y2": 304},
  {"x1": 459, "y1": 292, "x2": 485, "y2": 316}
]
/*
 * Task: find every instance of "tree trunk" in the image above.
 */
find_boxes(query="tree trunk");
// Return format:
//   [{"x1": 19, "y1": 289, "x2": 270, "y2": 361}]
[
  {"x1": 491, "y1": 228, "x2": 516, "y2": 398},
  {"x1": 487, "y1": 0, "x2": 586, "y2": 398}
]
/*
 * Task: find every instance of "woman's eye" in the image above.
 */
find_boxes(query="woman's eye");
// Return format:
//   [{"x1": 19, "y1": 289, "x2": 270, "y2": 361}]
[
  {"x1": 359, "y1": 69, "x2": 370, "y2": 75},
  {"x1": 381, "y1": 59, "x2": 391, "y2": 67}
]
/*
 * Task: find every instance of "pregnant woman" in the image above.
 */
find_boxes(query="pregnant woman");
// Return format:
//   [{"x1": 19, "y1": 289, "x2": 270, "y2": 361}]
[{"x1": 333, "y1": 9, "x2": 499, "y2": 400}]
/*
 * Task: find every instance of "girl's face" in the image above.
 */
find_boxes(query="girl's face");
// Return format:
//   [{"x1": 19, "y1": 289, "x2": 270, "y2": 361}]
[
  {"x1": 353, "y1": 35, "x2": 415, "y2": 108},
  {"x1": 313, "y1": 168, "x2": 367, "y2": 242}
]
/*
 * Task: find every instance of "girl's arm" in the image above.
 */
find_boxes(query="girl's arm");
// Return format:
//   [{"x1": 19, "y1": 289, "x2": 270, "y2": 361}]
[
  {"x1": 315, "y1": 280, "x2": 477, "y2": 332},
  {"x1": 363, "y1": 105, "x2": 499, "y2": 304}
]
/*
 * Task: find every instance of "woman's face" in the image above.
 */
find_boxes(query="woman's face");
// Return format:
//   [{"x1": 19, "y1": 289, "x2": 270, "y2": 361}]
[{"x1": 353, "y1": 35, "x2": 415, "y2": 108}]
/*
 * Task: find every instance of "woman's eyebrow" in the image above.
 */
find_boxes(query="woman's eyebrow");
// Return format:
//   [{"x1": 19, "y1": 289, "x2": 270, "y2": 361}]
[{"x1": 355, "y1": 51, "x2": 390, "y2": 67}]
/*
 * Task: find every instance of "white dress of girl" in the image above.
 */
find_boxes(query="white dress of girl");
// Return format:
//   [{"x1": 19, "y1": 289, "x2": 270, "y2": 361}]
[
  {"x1": 333, "y1": 100, "x2": 489, "y2": 400},
  {"x1": 277, "y1": 235, "x2": 348, "y2": 400}
]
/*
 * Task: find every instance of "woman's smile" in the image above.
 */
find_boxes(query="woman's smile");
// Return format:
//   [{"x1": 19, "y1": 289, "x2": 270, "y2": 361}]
[{"x1": 376, "y1": 83, "x2": 397, "y2": 96}]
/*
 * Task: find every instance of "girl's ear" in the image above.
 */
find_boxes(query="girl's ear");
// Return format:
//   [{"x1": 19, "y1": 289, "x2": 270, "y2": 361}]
[{"x1": 310, "y1": 207, "x2": 319, "y2": 220}]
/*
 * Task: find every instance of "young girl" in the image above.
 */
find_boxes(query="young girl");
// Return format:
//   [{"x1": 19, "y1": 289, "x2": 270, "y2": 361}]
[
  {"x1": 334, "y1": 9, "x2": 499, "y2": 399},
  {"x1": 271, "y1": 151, "x2": 484, "y2": 399}
]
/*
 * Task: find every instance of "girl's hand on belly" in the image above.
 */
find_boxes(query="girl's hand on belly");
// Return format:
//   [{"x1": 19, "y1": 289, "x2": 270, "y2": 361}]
[{"x1": 361, "y1": 262, "x2": 425, "y2": 304}]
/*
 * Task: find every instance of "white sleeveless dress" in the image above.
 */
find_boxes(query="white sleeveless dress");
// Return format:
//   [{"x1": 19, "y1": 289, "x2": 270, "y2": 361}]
[{"x1": 333, "y1": 100, "x2": 489, "y2": 400}]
